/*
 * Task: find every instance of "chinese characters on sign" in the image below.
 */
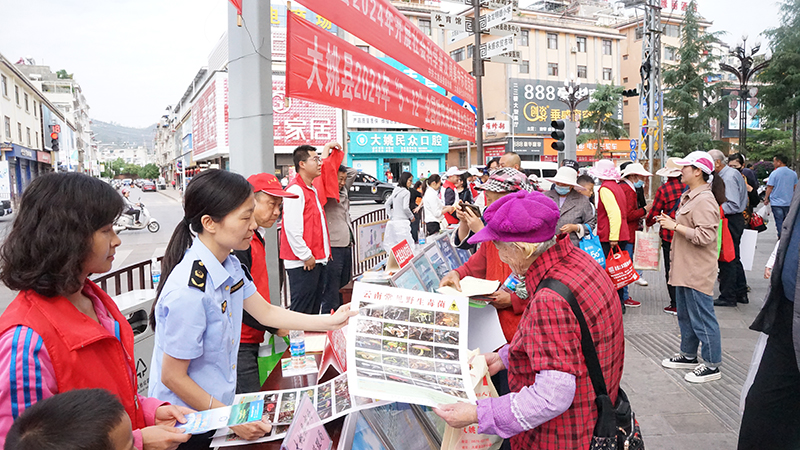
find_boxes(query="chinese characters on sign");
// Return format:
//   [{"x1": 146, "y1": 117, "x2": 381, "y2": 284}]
[
  {"x1": 482, "y1": 120, "x2": 509, "y2": 133},
  {"x1": 273, "y1": 78, "x2": 340, "y2": 149},
  {"x1": 292, "y1": 0, "x2": 476, "y2": 105},
  {"x1": 348, "y1": 132, "x2": 449, "y2": 154},
  {"x1": 287, "y1": 13, "x2": 475, "y2": 142},
  {"x1": 192, "y1": 73, "x2": 229, "y2": 159},
  {"x1": 270, "y1": 1, "x2": 338, "y2": 61}
]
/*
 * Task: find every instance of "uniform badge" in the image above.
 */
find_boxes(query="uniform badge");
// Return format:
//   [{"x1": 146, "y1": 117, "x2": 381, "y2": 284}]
[
  {"x1": 221, "y1": 300, "x2": 227, "y2": 314},
  {"x1": 230, "y1": 279, "x2": 244, "y2": 294},
  {"x1": 188, "y1": 260, "x2": 207, "y2": 292}
]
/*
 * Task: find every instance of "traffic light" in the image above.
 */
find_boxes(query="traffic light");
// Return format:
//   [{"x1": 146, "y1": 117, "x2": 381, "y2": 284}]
[
  {"x1": 622, "y1": 88, "x2": 639, "y2": 97},
  {"x1": 551, "y1": 120, "x2": 566, "y2": 152},
  {"x1": 49, "y1": 125, "x2": 59, "y2": 152}
]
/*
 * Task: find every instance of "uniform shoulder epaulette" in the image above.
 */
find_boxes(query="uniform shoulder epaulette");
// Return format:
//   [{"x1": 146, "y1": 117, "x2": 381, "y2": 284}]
[{"x1": 188, "y1": 260, "x2": 207, "y2": 292}]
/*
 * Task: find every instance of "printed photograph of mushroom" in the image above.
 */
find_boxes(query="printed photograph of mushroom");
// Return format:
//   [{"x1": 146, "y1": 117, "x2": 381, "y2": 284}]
[
  {"x1": 409, "y1": 309, "x2": 434, "y2": 325},
  {"x1": 435, "y1": 311, "x2": 460, "y2": 328}
]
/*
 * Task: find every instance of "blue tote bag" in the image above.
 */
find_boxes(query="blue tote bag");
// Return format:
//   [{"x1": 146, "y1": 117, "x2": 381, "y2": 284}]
[{"x1": 579, "y1": 225, "x2": 606, "y2": 268}]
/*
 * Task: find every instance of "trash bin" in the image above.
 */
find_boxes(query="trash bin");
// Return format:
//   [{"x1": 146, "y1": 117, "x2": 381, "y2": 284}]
[{"x1": 112, "y1": 289, "x2": 157, "y2": 396}]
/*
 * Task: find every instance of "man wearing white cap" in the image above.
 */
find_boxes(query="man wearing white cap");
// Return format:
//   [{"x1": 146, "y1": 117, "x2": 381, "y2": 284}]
[
  {"x1": 442, "y1": 166, "x2": 465, "y2": 225},
  {"x1": 543, "y1": 166, "x2": 596, "y2": 247},
  {"x1": 620, "y1": 163, "x2": 653, "y2": 296}
]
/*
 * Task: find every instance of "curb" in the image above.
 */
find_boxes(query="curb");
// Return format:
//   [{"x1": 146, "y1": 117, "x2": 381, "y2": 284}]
[{"x1": 156, "y1": 189, "x2": 182, "y2": 203}]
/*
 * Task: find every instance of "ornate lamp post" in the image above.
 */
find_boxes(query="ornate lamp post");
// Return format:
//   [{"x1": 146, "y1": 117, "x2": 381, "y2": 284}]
[
  {"x1": 719, "y1": 36, "x2": 769, "y2": 154},
  {"x1": 557, "y1": 77, "x2": 590, "y2": 121}
]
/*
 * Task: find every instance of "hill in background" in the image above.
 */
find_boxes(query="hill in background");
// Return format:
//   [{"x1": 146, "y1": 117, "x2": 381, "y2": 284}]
[{"x1": 92, "y1": 119, "x2": 155, "y2": 150}]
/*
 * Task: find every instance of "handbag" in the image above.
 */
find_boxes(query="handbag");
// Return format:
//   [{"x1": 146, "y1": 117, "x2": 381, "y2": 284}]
[
  {"x1": 535, "y1": 279, "x2": 644, "y2": 450},
  {"x1": 749, "y1": 213, "x2": 768, "y2": 232},
  {"x1": 579, "y1": 225, "x2": 606, "y2": 269},
  {"x1": 605, "y1": 247, "x2": 639, "y2": 289},
  {"x1": 718, "y1": 207, "x2": 735, "y2": 263},
  {"x1": 632, "y1": 230, "x2": 660, "y2": 271}
]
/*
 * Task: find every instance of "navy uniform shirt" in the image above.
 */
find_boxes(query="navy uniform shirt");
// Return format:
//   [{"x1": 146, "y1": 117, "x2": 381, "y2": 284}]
[{"x1": 149, "y1": 238, "x2": 257, "y2": 407}]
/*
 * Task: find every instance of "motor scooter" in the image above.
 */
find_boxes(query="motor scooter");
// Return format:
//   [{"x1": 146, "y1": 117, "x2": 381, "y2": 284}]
[{"x1": 114, "y1": 201, "x2": 160, "y2": 233}]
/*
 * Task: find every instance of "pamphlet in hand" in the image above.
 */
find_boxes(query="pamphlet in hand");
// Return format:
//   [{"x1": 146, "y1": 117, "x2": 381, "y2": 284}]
[
  {"x1": 176, "y1": 400, "x2": 265, "y2": 435},
  {"x1": 436, "y1": 276, "x2": 500, "y2": 299}
]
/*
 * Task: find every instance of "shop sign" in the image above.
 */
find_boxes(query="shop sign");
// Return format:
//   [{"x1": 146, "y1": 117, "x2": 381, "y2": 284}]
[
  {"x1": 192, "y1": 72, "x2": 229, "y2": 159},
  {"x1": 484, "y1": 144, "x2": 506, "y2": 161},
  {"x1": 347, "y1": 132, "x2": 449, "y2": 154},
  {"x1": 274, "y1": 77, "x2": 340, "y2": 149},
  {"x1": 507, "y1": 137, "x2": 543, "y2": 155},
  {"x1": 36, "y1": 151, "x2": 51, "y2": 164},
  {"x1": 347, "y1": 112, "x2": 413, "y2": 129},
  {"x1": 543, "y1": 138, "x2": 632, "y2": 157},
  {"x1": 286, "y1": 14, "x2": 475, "y2": 142},
  {"x1": 483, "y1": 120, "x2": 509, "y2": 133},
  {"x1": 270, "y1": 1, "x2": 338, "y2": 61},
  {"x1": 293, "y1": 0, "x2": 476, "y2": 104},
  {"x1": 509, "y1": 79, "x2": 622, "y2": 135}
]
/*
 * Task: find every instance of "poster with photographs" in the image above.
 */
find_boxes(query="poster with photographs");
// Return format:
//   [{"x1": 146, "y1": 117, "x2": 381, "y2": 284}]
[
  {"x1": 348, "y1": 282, "x2": 476, "y2": 407},
  {"x1": 391, "y1": 264, "x2": 426, "y2": 291},
  {"x1": 210, "y1": 372, "x2": 386, "y2": 447},
  {"x1": 435, "y1": 236, "x2": 463, "y2": 271},
  {"x1": 412, "y1": 256, "x2": 440, "y2": 293},
  {"x1": 424, "y1": 245, "x2": 451, "y2": 280}
]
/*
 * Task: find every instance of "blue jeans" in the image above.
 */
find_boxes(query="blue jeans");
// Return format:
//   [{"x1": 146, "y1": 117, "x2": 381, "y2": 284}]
[
  {"x1": 773, "y1": 205, "x2": 790, "y2": 240},
  {"x1": 676, "y1": 286, "x2": 722, "y2": 366},
  {"x1": 622, "y1": 242, "x2": 642, "y2": 301}
]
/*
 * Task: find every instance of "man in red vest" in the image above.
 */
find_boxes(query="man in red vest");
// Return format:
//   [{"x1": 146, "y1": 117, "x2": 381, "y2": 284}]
[
  {"x1": 234, "y1": 173, "x2": 297, "y2": 394},
  {"x1": 280, "y1": 145, "x2": 333, "y2": 314}
]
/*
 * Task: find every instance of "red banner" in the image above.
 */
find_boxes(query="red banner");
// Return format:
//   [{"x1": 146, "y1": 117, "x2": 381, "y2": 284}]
[
  {"x1": 287, "y1": 14, "x2": 475, "y2": 142},
  {"x1": 292, "y1": 0, "x2": 475, "y2": 105},
  {"x1": 391, "y1": 240, "x2": 414, "y2": 268}
]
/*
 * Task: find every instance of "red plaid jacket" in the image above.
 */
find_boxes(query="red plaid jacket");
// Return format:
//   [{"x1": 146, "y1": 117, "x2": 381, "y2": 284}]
[
  {"x1": 645, "y1": 177, "x2": 684, "y2": 242},
  {"x1": 507, "y1": 235, "x2": 625, "y2": 450}
]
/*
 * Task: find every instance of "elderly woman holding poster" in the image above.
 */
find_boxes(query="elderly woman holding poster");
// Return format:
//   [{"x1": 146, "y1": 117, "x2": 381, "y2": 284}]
[{"x1": 434, "y1": 190, "x2": 624, "y2": 450}]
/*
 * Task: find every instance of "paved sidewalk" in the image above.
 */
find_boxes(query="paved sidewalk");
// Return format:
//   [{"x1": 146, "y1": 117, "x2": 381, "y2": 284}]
[
  {"x1": 157, "y1": 187, "x2": 182, "y2": 203},
  {"x1": 620, "y1": 229, "x2": 776, "y2": 449}
]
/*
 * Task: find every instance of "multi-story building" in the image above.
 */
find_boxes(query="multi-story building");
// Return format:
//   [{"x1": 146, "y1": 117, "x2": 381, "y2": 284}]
[{"x1": 0, "y1": 52, "x2": 64, "y2": 202}]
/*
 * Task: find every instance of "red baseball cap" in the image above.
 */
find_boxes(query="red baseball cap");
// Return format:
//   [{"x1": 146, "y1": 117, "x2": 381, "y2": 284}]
[{"x1": 247, "y1": 173, "x2": 299, "y2": 198}]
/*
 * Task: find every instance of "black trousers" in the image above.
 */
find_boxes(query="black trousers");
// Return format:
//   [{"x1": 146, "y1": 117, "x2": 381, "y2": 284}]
[
  {"x1": 287, "y1": 264, "x2": 327, "y2": 314},
  {"x1": 662, "y1": 239, "x2": 676, "y2": 307},
  {"x1": 410, "y1": 215, "x2": 421, "y2": 243},
  {"x1": 719, "y1": 213, "x2": 748, "y2": 302},
  {"x1": 601, "y1": 241, "x2": 628, "y2": 309},
  {"x1": 236, "y1": 343, "x2": 261, "y2": 394},
  {"x1": 320, "y1": 247, "x2": 351, "y2": 315},
  {"x1": 425, "y1": 222, "x2": 440, "y2": 235},
  {"x1": 177, "y1": 431, "x2": 214, "y2": 450},
  {"x1": 738, "y1": 298, "x2": 800, "y2": 449}
]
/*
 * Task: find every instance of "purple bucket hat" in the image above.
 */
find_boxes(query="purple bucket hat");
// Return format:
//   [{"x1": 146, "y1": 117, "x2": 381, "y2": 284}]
[{"x1": 468, "y1": 190, "x2": 561, "y2": 244}]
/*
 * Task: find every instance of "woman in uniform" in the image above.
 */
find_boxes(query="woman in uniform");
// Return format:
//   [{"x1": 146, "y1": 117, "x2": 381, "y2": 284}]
[{"x1": 148, "y1": 169, "x2": 354, "y2": 448}]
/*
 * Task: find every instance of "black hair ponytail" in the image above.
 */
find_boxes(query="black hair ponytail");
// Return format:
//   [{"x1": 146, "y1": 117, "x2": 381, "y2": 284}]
[
  {"x1": 704, "y1": 171, "x2": 727, "y2": 206},
  {"x1": 150, "y1": 169, "x2": 253, "y2": 328}
]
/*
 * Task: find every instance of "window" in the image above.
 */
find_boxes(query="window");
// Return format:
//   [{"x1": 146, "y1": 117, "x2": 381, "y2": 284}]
[
  {"x1": 419, "y1": 19, "x2": 431, "y2": 35},
  {"x1": 35, "y1": 131, "x2": 38, "y2": 148},
  {"x1": 603, "y1": 39, "x2": 612, "y2": 55},
  {"x1": 624, "y1": 123, "x2": 631, "y2": 136},
  {"x1": 520, "y1": 30, "x2": 529, "y2": 47},
  {"x1": 624, "y1": 100, "x2": 629, "y2": 106},
  {"x1": 623, "y1": 77, "x2": 628, "y2": 83},
  {"x1": 26, "y1": 127, "x2": 30, "y2": 146},
  {"x1": 521, "y1": 60, "x2": 530, "y2": 74},
  {"x1": 459, "y1": 151, "x2": 467, "y2": 167},
  {"x1": 450, "y1": 48, "x2": 465, "y2": 62},
  {"x1": 548, "y1": 63, "x2": 559, "y2": 77},
  {"x1": 547, "y1": 33, "x2": 558, "y2": 49},
  {"x1": 664, "y1": 46, "x2": 678, "y2": 61},
  {"x1": 603, "y1": 68, "x2": 612, "y2": 81},
  {"x1": 24, "y1": 93, "x2": 29, "y2": 113},
  {"x1": 14, "y1": 86, "x2": 19, "y2": 105},
  {"x1": 33, "y1": 101, "x2": 37, "y2": 118},
  {"x1": 467, "y1": 44, "x2": 474, "y2": 59},
  {"x1": 356, "y1": 45, "x2": 370, "y2": 53},
  {"x1": 577, "y1": 65, "x2": 587, "y2": 78},
  {"x1": 635, "y1": 26, "x2": 643, "y2": 40},
  {"x1": 664, "y1": 24, "x2": 680, "y2": 37},
  {"x1": 3, "y1": 117, "x2": 9, "y2": 140},
  {"x1": 17, "y1": 123, "x2": 22, "y2": 142},
  {"x1": 576, "y1": 36, "x2": 587, "y2": 52},
  {"x1": 1, "y1": 75, "x2": 7, "y2": 97},
  {"x1": 623, "y1": 54, "x2": 629, "y2": 60}
]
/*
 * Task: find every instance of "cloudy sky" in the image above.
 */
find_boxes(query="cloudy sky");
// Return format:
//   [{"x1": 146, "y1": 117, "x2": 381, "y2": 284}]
[{"x1": 0, "y1": 0, "x2": 781, "y2": 128}]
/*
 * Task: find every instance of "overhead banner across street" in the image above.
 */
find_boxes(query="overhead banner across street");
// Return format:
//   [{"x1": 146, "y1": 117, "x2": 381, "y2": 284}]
[
  {"x1": 287, "y1": 13, "x2": 475, "y2": 142},
  {"x1": 292, "y1": 0, "x2": 476, "y2": 105}
]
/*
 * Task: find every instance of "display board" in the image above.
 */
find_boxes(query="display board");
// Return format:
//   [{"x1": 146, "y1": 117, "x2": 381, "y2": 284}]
[{"x1": 357, "y1": 220, "x2": 389, "y2": 263}]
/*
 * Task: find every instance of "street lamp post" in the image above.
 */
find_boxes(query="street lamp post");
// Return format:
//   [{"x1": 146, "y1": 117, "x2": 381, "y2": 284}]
[
  {"x1": 556, "y1": 77, "x2": 590, "y2": 163},
  {"x1": 719, "y1": 36, "x2": 769, "y2": 154}
]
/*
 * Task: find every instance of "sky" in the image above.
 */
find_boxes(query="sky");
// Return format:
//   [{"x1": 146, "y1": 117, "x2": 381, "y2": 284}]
[{"x1": 0, "y1": 0, "x2": 782, "y2": 128}]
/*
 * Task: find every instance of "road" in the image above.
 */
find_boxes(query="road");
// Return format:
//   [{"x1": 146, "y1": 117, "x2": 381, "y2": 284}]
[{"x1": 0, "y1": 186, "x2": 384, "y2": 311}]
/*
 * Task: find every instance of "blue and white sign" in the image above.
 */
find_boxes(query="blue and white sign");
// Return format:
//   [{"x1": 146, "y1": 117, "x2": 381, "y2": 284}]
[
  {"x1": 378, "y1": 57, "x2": 446, "y2": 95},
  {"x1": 629, "y1": 139, "x2": 637, "y2": 150},
  {"x1": 450, "y1": 95, "x2": 477, "y2": 116},
  {"x1": 348, "y1": 132, "x2": 449, "y2": 154},
  {"x1": 629, "y1": 150, "x2": 637, "y2": 162}
]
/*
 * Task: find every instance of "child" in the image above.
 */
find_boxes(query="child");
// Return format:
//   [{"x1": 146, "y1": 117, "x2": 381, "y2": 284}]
[
  {"x1": 5, "y1": 388, "x2": 137, "y2": 450},
  {"x1": 148, "y1": 170, "x2": 354, "y2": 446}
]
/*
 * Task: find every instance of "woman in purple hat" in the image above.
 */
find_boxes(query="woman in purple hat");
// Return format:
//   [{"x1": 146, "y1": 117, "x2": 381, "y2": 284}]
[{"x1": 434, "y1": 190, "x2": 625, "y2": 450}]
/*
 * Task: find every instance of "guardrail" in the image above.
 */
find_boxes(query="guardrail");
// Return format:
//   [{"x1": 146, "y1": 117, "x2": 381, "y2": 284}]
[
  {"x1": 93, "y1": 257, "x2": 163, "y2": 297},
  {"x1": 350, "y1": 208, "x2": 389, "y2": 277}
]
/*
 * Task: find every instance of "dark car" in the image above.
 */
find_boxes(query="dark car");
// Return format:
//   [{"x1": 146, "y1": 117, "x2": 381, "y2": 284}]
[
  {"x1": 141, "y1": 181, "x2": 157, "y2": 192},
  {"x1": 349, "y1": 172, "x2": 395, "y2": 203},
  {"x1": 0, "y1": 200, "x2": 11, "y2": 217}
]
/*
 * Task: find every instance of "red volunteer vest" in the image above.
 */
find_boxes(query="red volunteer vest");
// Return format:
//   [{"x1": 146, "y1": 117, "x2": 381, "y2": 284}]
[
  {"x1": 596, "y1": 180, "x2": 630, "y2": 243},
  {"x1": 442, "y1": 181, "x2": 459, "y2": 224},
  {"x1": 279, "y1": 177, "x2": 329, "y2": 261},
  {"x1": 0, "y1": 282, "x2": 146, "y2": 430},
  {"x1": 241, "y1": 235, "x2": 271, "y2": 344}
]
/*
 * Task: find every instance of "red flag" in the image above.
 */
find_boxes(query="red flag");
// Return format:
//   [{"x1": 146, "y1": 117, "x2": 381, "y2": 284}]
[
  {"x1": 313, "y1": 146, "x2": 345, "y2": 207},
  {"x1": 228, "y1": 0, "x2": 242, "y2": 15}
]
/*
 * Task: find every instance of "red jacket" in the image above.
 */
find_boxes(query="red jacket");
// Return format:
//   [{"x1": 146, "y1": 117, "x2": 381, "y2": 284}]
[
  {"x1": 0, "y1": 282, "x2": 146, "y2": 430},
  {"x1": 442, "y1": 181, "x2": 459, "y2": 224},
  {"x1": 596, "y1": 180, "x2": 630, "y2": 243},
  {"x1": 620, "y1": 181, "x2": 646, "y2": 244},
  {"x1": 280, "y1": 177, "x2": 329, "y2": 261}
]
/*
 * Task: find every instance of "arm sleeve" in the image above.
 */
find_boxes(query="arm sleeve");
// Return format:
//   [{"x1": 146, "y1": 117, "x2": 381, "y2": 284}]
[
  {"x1": 400, "y1": 190, "x2": 414, "y2": 220},
  {"x1": 581, "y1": 200, "x2": 596, "y2": 237},
  {"x1": 645, "y1": 188, "x2": 665, "y2": 227},
  {"x1": 283, "y1": 185, "x2": 312, "y2": 261},
  {"x1": 345, "y1": 167, "x2": 358, "y2": 190},
  {"x1": 767, "y1": 241, "x2": 780, "y2": 269},
  {"x1": 0, "y1": 326, "x2": 58, "y2": 441},
  {"x1": 138, "y1": 396, "x2": 169, "y2": 426},
  {"x1": 722, "y1": 174, "x2": 746, "y2": 215},
  {"x1": 158, "y1": 289, "x2": 208, "y2": 361},
  {"x1": 477, "y1": 370, "x2": 576, "y2": 438},
  {"x1": 444, "y1": 188, "x2": 456, "y2": 206},
  {"x1": 682, "y1": 199, "x2": 720, "y2": 246},
  {"x1": 599, "y1": 187, "x2": 623, "y2": 241}
]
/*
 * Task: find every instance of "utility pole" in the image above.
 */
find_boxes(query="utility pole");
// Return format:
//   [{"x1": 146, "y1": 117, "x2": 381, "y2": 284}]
[
  {"x1": 228, "y1": 0, "x2": 280, "y2": 306},
  {"x1": 472, "y1": 3, "x2": 485, "y2": 164},
  {"x1": 640, "y1": 0, "x2": 662, "y2": 197}
]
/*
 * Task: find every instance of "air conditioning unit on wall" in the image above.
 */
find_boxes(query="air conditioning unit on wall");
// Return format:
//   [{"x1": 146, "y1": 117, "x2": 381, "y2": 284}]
[{"x1": 570, "y1": 46, "x2": 578, "y2": 53}]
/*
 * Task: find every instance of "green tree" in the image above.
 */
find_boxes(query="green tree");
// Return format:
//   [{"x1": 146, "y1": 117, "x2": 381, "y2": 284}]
[
  {"x1": 55, "y1": 69, "x2": 73, "y2": 79},
  {"x1": 758, "y1": 0, "x2": 800, "y2": 167},
  {"x1": 577, "y1": 83, "x2": 627, "y2": 157},
  {"x1": 743, "y1": 127, "x2": 793, "y2": 162},
  {"x1": 662, "y1": 0, "x2": 726, "y2": 156},
  {"x1": 139, "y1": 163, "x2": 160, "y2": 179}
]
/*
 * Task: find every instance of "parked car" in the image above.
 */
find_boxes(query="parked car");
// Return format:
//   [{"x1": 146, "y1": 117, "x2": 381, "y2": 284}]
[
  {"x1": 0, "y1": 200, "x2": 12, "y2": 217},
  {"x1": 349, "y1": 172, "x2": 395, "y2": 203},
  {"x1": 520, "y1": 161, "x2": 559, "y2": 191},
  {"x1": 141, "y1": 180, "x2": 157, "y2": 192},
  {"x1": 122, "y1": 178, "x2": 132, "y2": 187}
]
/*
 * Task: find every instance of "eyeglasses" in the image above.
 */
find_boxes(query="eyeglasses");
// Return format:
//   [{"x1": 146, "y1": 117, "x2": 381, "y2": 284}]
[{"x1": 306, "y1": 156, "x2": 321, "y2": 162}]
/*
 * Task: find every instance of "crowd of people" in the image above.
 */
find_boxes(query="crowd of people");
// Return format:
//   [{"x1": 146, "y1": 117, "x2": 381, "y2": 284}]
[{"x1": 0, "y1": 143, "x2": 797, "y2": 450}]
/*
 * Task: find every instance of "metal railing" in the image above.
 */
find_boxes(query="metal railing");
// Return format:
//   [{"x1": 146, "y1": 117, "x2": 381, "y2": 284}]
[
  {"x1": 350, "y1": 208, "x2": 389, "y2": 277},
  {"x1": 92, "y1": 257, "x2": 162, "y2": 297}
]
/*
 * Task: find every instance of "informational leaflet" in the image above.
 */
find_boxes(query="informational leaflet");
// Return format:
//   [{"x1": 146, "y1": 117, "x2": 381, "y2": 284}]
[
  {"x1": 280, "y1": 395, "x2": 332, "y2": 450},
  {"x1": 210, "y1": 372, "x2": 386, "y2": 447},
  {"x1": 347, "y1": 282, "x2": 476, "y2": 407},
  {"x1": 177, "y1": 400, "x2": 264, "y2": 435}
]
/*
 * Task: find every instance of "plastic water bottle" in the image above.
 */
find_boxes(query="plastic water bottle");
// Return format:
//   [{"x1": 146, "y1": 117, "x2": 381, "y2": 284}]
[
  {"x1": 289, "y1": 330, "x2": 306, "y2": 369},
  {"x1": 419, "y1": 236, "x2": 426, "y2": 245},
  {"x1": 151, "y1": 258, "x2": 161, "y2": 286}
]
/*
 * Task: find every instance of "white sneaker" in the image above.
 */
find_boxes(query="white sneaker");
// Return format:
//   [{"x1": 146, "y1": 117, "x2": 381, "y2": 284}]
[
  {"x1": 635, "y1": 278, "x2": 649, "y2": 286},
  {"x1": 684, "y1": 364, "x2": 721, "y2": 383}
]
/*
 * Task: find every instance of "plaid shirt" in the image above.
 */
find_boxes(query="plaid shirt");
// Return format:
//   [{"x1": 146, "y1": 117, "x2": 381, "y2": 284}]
[
  {"x1": 645, "y1": 177, "x2": 685, "y2": 242},
  {"x1": 507, "y1": 235, "x2": 625, "y2": 450}
]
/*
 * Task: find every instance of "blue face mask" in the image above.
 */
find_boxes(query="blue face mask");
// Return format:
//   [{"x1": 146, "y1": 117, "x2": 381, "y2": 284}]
[
  {"x1": 633, "y1": 180, "x2": 645, "y2": 188},
  {"x1": 554, "y1": 185, "x2": 572, "y2": 196}
]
